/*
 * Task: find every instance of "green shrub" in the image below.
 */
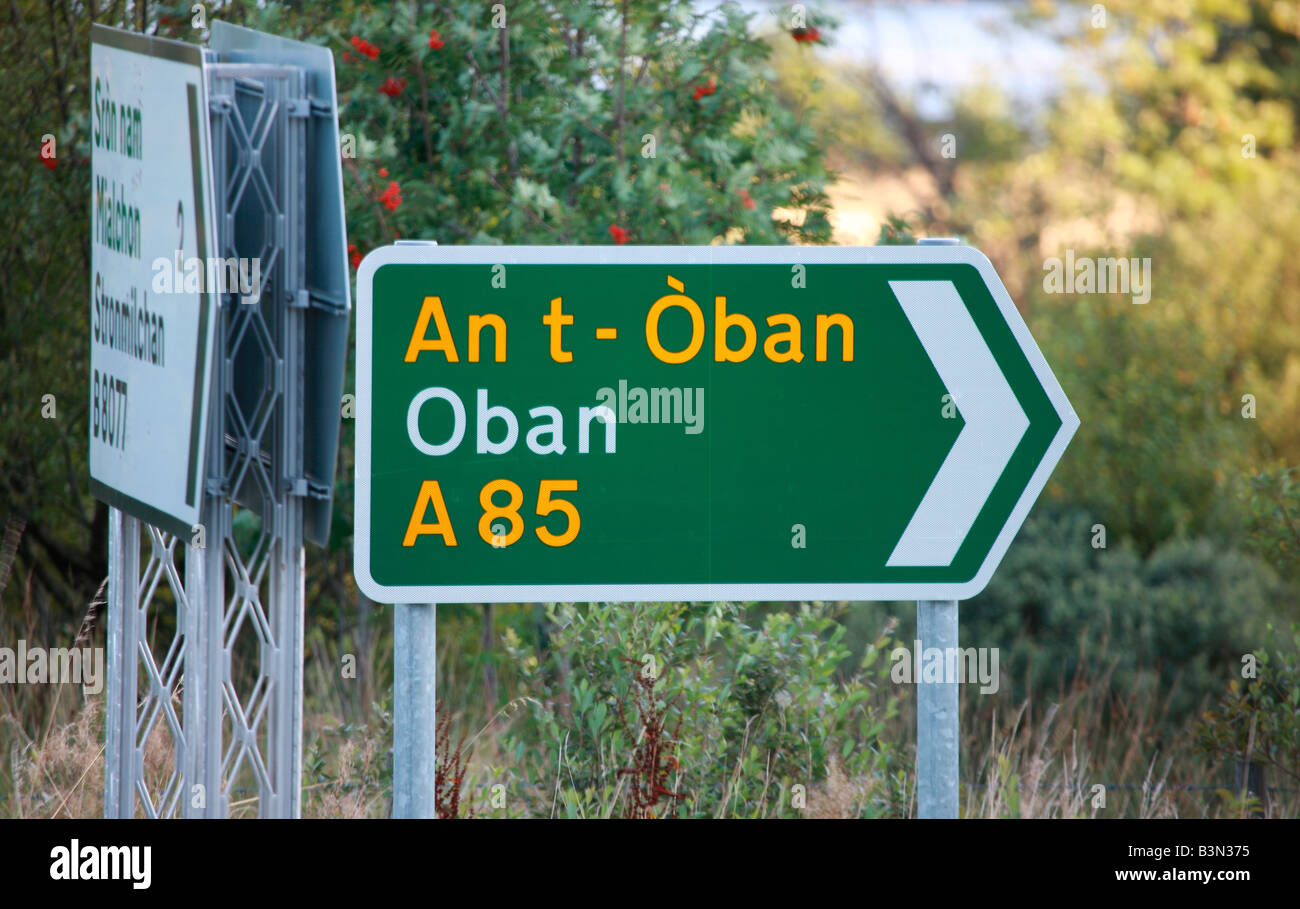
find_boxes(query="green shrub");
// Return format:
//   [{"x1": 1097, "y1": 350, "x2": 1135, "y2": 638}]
[
  {"x1": 964, "y1": 503, "x2": 1285, "y2": 722},
  {"x1": 495, "y1": 601, "x2": 900, "y2": 818},
  {"x1": 1197, "y1": 623, "x2": 1300, "y2": 800}
]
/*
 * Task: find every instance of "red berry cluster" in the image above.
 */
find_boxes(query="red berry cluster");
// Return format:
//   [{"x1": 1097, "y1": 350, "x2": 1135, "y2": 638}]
[
  {"x1": 790, "y1": 26, "x2": 821, "y2": 44},
  {"x1": 378, "y1": 181, "x2": 403, "y2": 211},
  {"x1": 350, "y1": 36, "x2": 380, "y2": 60},
  {"x1": 692, "y1": 75, "x2": 716, "y2": 101},
  {"x1": 608, "y1": 224, "x2": 630, "y2": 245},
  {"x1": 379, "y1": 76, "x2": 408, "y2": 97},
  {"x1": 428, "y1": 29, "x2": 444, "y2": 50}
]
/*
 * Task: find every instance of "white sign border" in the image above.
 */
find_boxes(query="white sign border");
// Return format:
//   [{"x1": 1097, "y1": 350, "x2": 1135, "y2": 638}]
[{"x1": 354, "y1": 244, "x2": 1080, "y2": 604}]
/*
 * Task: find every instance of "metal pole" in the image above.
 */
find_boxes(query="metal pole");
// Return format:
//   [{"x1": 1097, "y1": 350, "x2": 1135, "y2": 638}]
[
  {"x1": 107, "y1": 510, "x2": 142, "y2": 817},
  {"x1": 264, "y1": 531, "x2": 305, "y2": 817},
  {"x1": 393, "y1": 603, "x2": 438, "y2": 818},
  {"x1": 916, "y1": 599, "x2": 959, "y2": 818},
  {"x1": 390, "y1": 238, "x2": 443, "y2": 820},
  {"x1": 267, "y1": 60, "x2": 309, "y2": 820},
  {"x1": 104, "y1": 507, "x2": 136, "y2": 817},
  {"x1": 181, "y1": 512, "x2": 205, "y2": 819},
  {"x1": 911, "y1": 234, "x2": 962, "y2": 820}
]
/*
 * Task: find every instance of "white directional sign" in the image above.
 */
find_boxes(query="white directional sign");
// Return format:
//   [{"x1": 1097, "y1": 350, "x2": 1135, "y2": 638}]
[{"x1": 89, "y1": 27, "x2": 220, "y2": 537}]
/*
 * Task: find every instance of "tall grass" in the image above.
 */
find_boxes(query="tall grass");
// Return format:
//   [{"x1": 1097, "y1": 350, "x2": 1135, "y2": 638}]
[{"x1": 4, "y1": 597, "x2": 1294, "y2": 818}]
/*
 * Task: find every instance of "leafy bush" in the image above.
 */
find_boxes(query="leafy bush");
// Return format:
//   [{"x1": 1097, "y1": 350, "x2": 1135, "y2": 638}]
[
  {"x1": 1242, "y1": 465, "x2": 1300, "y2": 583},
  {"x1": 494, "y1": 601, "x2": 901, "y2": 818},
  {"x1": 301, "y1": 698, "x2": 393, "y2": 819},
  {"x1": 1197, "y1": 624, "x2": 1300, "y2": 802},
  {"x1": 245, "y1": 0, "x2": 834, "y2": 251},
  {"x1": 964, "y1": 503, "x2": 1285, "y2": 721},
  {"x1": 1036, "y1": 299, "x2": 1252, "y2": 553}
]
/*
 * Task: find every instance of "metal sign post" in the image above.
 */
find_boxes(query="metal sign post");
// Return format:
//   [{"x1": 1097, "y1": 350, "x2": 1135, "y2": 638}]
[
  {"x1": 394, "y1": 603, "x2": 438, "y2": 818},
  {"x1": 914, "y1": 237, "x2": 961, "y2": 820},
  {"x1": 917, "y1": 599, "x2": 960, "y2": 818}
]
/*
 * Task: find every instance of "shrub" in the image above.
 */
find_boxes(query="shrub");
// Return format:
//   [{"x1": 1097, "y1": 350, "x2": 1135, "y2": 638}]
[
  {"x1": 497, "y1": 601, "x2": 901, "y2": 818},
  {"x1": 964, "y1": 503, "x2": 1284, "y2": 723},
  {"x1": 1197, "y1": 624, "x2": 1300, "y2": 806}
]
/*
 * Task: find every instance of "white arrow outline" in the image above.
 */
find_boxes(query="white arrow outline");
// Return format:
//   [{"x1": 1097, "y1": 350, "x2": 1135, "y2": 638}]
[{"x1": 886, "y1": 280, "x2": 1029, "y2": 567}]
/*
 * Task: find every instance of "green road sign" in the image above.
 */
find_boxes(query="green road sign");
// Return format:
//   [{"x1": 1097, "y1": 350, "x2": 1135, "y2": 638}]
[{"x1": 355, "y1": 244, "x2": 1078, "y2": 604}]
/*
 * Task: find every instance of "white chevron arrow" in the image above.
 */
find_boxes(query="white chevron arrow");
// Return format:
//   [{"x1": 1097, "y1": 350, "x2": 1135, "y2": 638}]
[{"x1": 886, "y1": 280, "x2": 1030, "y2": 567}]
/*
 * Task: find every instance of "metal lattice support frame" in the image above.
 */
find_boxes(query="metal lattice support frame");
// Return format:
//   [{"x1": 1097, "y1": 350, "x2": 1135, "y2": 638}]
[
  {"x1": 105, "y1": 512, "x2": 190, "y2": 817},
  {"x1": 104, "y1": 62, "x2": 309, "y2": 819}
]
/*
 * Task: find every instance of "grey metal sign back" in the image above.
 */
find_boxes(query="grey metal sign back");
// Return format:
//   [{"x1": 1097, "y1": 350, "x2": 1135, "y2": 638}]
[{"x1": 210, "y1": 21, "x2": 351, "y2": 547}]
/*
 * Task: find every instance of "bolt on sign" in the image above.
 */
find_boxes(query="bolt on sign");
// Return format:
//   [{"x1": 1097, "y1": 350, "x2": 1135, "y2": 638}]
[
  {"x1": 355, "y1": 245, "x2": 1079, "y2": 603},
  {"x1": 89, "y1": 26, "x2": 220, "y2": 537}
]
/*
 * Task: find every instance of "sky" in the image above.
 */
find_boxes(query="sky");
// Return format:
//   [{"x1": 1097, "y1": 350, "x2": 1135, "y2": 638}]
[{"x1": 735, "y1": 0, "x2": 1076, "y2": 117}]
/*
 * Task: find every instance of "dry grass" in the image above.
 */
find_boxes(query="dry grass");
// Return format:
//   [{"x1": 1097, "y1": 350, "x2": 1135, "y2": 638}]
[
  {"x1": 6, "y1": 694, "x2": 103, "y2": 818},
  {"x1": 302, "y1": 727, "x2": 389, "y2": 819},
  {"x1": 806, "y1": 753, "x2": 881, "y2": 818},
  {"x1": 6, "y1": 687, "x2": 192, "y2": 819},
  {"x1": 950, "y1": 659, "x2": 1278, "y2": 818}
]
